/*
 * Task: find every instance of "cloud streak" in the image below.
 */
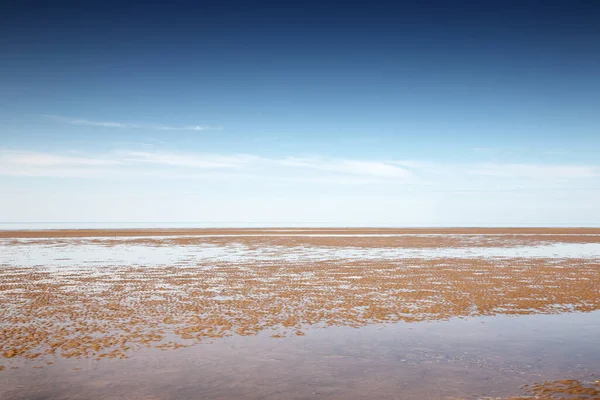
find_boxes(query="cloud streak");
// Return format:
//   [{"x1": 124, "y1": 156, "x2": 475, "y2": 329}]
[
  {"x1": 279, "y1": 157, "x2": 411, "y2": 179},
  {"x1": 119, "y1": 151, "x2": 259, "y2": 169},
  {"x1": 43, "y1": 115, "x2": 222, "y2": 131},
  {"x1": 391, "y1": 160, "x2": 600, "y2": 180},
  {"x1": 1, "y1": 149, "x2": 599, "y2": 187},
  {"x1": 0, "y1": 149, "x2": 415, "y2": 182},
  {"x1": 474, "y1": 163, "x2": 597, "y2": 179}
]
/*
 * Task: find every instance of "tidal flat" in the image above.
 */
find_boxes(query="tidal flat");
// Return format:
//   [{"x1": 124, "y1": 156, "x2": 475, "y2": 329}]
[{"x1": 1, "y1": 228, "x2": 599, "y2": 399}]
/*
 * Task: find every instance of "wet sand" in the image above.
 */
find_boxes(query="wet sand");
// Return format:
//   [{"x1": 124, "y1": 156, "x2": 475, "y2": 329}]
[{"x1": 1, "y1": 229, "x2": 599, "y2": 399}]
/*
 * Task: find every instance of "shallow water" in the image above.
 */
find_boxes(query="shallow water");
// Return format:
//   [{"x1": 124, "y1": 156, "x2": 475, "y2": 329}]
[
  {"x1": 1, "y1": 230, "x2": 599, "y2": 399},
  {"x1": 1, "y1": 312, "x2": 599, "y2": 399},
  {"x1": 3, "y1": 240, "x2": 600, "y2": 269}
]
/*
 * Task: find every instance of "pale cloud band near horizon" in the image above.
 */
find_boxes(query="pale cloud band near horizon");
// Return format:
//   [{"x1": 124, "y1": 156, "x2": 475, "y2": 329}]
[{"x1": 0, "y1": 148, "x2": 598, "y2": 184}]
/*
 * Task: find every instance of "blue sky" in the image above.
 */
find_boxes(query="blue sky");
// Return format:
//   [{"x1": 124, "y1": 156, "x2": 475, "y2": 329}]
[{"x1": 1, "y1": 1, "x2": 599, "y2": 226}]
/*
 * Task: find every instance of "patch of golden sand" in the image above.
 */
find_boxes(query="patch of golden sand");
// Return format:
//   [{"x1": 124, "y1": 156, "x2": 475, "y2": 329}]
[
  {"x1": 496, "y1": 379, "x2": 600, "y2": 399},
  {"x1": 1, "y1": 256, "x2": 600, "y2": 365}
]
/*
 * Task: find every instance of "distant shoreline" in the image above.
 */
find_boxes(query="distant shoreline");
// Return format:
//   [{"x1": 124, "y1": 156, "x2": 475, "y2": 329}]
[{"x1": 2, "y1": 227, "x2": 600, "y2": 238}]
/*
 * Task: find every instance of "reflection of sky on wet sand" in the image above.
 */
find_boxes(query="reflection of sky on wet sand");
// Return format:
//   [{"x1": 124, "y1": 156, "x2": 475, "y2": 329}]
[
  {"x1": 1, "y1": 311, "x2": 599, "y2": 399},
  {"x1": 2, "y1": 240, "x2": 600, "y2": 270}
]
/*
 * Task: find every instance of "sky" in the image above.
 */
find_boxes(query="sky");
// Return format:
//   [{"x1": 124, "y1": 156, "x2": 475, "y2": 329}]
[{"x1": 1, "y1": 0, "x2": 599, "y2": 226}]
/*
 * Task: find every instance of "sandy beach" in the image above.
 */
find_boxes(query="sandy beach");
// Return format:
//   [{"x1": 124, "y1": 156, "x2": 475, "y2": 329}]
[{"x1": 1, "y1": 228, "x2": 599, "y2": 399}]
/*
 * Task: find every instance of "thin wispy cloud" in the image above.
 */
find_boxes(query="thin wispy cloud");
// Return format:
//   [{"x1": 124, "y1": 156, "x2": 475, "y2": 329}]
[
  {"x1": 119, "y1": 151, "x2": 259, "y2": 169},
  {"x1": 473, "y1": 163, "x2": 598, "y2": 179},
  {"x1": 0, "y1": 149, "x2": 415, "y2": 183},
  {"x1": 0, "y1": 151, "x2": 121, "y2": 167},
  {"x1": 279, "y1": 157, "x2": 411, "y2": 179},
  {"x1": 390, "y1": 160, "x2": 600, "y2": 180},
  {"x1": 43, "y1": 115, "x2": 222, "y2": 131}
]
